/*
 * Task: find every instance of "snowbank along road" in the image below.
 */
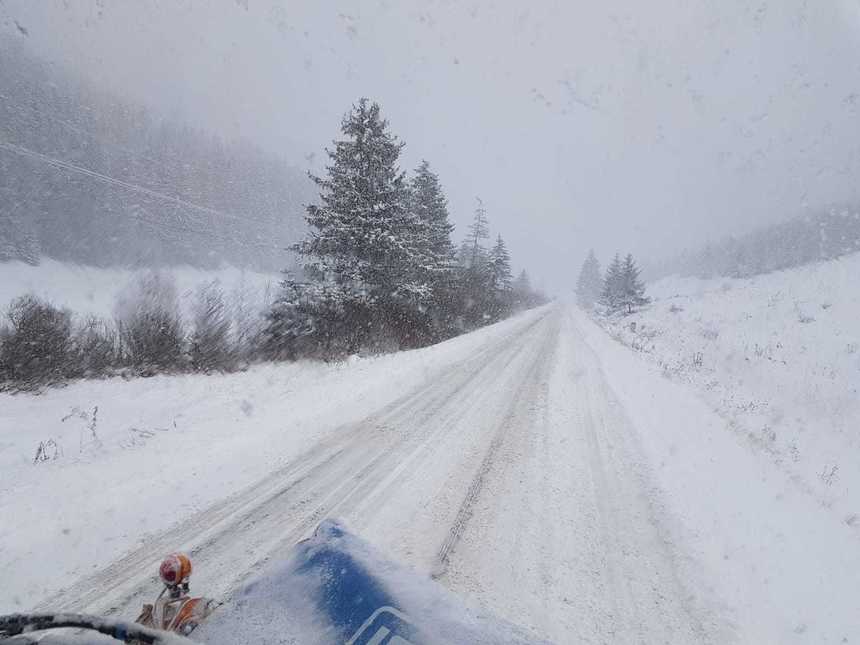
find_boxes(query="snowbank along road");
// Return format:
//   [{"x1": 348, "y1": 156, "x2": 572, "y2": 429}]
[{"x1": 4, "y1": 303, "x2": 857, "y2": 643}]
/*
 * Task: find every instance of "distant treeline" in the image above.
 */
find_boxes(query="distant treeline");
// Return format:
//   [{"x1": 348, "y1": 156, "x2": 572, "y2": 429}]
[
  {"x1": 645, "y1": 207, "x2": 860, "y2": 281},
  {"x1": 0, "y1": 43, "x2": 313, "y2": 271}
]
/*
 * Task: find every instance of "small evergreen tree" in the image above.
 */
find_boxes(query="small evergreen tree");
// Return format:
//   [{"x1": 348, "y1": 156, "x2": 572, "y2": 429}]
[
  {"x1": 487, "y1": 235, "x2": 513, "y2": 319},
  {"x1": 488, "y1": 236, "x2": 513, "y2": 291},
  {"x1": 575, "y1": 249, "x2": 602, "y2": 309},
  {"x1": 458, "y1": 199, "x2": 493, "y2": 326},
  {"x1": 618, "y1": 253, "x2": 649, "y2": 313},
  {"x1": 261, "y1": 275, "x2": 320, "y2": 361},
  {"x1": 600, "y1": 254, "x2": 623, "y2": 312}
]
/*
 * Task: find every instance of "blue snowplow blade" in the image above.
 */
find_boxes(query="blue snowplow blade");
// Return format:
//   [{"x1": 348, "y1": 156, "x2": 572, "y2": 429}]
[{"x1": 197, "y1": 520, "x2": 544, "y2": 644}]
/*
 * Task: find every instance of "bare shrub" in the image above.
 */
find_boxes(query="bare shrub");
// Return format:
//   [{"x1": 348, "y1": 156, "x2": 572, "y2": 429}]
[
  {"x1": 189, "y1": 280, "x2": 233, "y2": 372},
  {"x1": 115, "y1": 272, "x2": 184, "y2": 373},
  {"x1": 0, "y1": 294, "x2": 73, "y2": 388},
  {"x1": 72, "y1": 316, "x2": 118, "y2": 377}
]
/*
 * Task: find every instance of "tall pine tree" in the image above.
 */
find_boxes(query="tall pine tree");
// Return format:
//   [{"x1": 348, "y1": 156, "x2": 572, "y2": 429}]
[
  {"x1": 487, "y1": 235, "x2": 513, "y2": 320},
  {"x1": 294, "y1": 99, "x2": 429, "y2": 347},
  {"x1": 458, "y1": 199, "x2": 493, "y2": 325},
  {"x1": 488, "y1": 235, "x2": 513, "y2": 293},
  {"x1": 465, "y1": 198, "x2": 490, "y2": 269},
  {"x1": 410, "y1": 160, "x2": 456, "y2": 271},
  {"x1": 410, "y1": 160, "x2": 457, "y2": 337}
]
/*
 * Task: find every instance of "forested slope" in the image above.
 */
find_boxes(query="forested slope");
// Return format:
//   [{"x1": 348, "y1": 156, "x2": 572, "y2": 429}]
[{"x1": 0, "y1": 44, "x2": 313, "y2": 270}]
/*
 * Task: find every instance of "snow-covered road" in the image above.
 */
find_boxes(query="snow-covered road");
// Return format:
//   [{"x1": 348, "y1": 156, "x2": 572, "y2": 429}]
[
  {"x1": 3, "y1": 304, "x2": 858, "y2": 643},
  {"x1": 438, "y1": 309, "x2": 721, "y2": 643}
]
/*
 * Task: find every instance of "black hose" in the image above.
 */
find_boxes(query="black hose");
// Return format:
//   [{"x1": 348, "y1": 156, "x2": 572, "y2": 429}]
[{"x1": 0, "y1": 613, "x2": 174, "y2": 643}]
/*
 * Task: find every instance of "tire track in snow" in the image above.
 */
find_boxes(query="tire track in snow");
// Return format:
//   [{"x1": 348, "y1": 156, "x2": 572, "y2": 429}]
[{"x1": 432, "y1": 311, "x2": 560, "y2": 580}]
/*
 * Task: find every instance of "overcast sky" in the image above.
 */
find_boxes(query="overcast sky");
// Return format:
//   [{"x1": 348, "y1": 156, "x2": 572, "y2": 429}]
[{"x1": 2, "y1": 0, "x2": 860, "y2": 290}]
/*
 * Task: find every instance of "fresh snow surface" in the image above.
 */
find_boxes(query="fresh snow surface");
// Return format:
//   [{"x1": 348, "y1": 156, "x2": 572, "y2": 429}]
[
  {"x1": 599, "y1": 252, "x2": 860, "y2": 532},
  {"x1": 0, "y1": 294, "x2": 857, "y2": 643},
  {"x1": 0, "y1": 259, "x2": 279, "y2": 321}
]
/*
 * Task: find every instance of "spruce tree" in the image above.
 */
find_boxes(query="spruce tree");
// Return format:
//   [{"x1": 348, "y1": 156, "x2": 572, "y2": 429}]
[
  {"x1": 618, "y1": 253, "x2": 649, "y2": 313},
  {"x1": 600, "y1": 253, "x2": 623, "y2": 312},
  {"x1": 294, "y1": 99, "x2": 428, "y2": 347},
  {"x1": 487, "y1": 235, "x2": 513, "y2": 320},
  {"x1": 261, "y1": 275, "x2": 322, "y2": 360},
  {"x1": 410, "y1": 160, "x2": 458, "y2": 337},
  {"x1": 410, "y1": 160, "x2": 456, "y2": 273},
  {"x1": 488, "y1": 235, "x2": 513, "y2": 293},
  {"x1": 576, "y1": 249, "x2": 603, "y2": 309}
]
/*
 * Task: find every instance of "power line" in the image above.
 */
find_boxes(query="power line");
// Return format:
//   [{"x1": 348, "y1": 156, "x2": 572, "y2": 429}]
[
  {"x1": 0, "y1": 139, "x2": 292, "y2": 254},
  {"x1": 0, "y1": 139, "x2": 250, "y2": 225}
]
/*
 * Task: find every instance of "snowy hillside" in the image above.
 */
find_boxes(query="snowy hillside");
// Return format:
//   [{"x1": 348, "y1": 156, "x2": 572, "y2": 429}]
[
  {"x1": 0, "y1": 259, "x2": 279, "y2": 320},
  {"x1": 597, "y1": 252, "x2": 860, "y2": 522}
]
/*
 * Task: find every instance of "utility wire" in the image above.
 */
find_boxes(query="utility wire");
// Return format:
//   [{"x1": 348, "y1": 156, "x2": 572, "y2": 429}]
[
  {"x1": 0, "y1": 139, "x2": 292, "y2": 253},
  {"x1": 0, "y1": 139, "x2": 247, "y2": 223}
]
